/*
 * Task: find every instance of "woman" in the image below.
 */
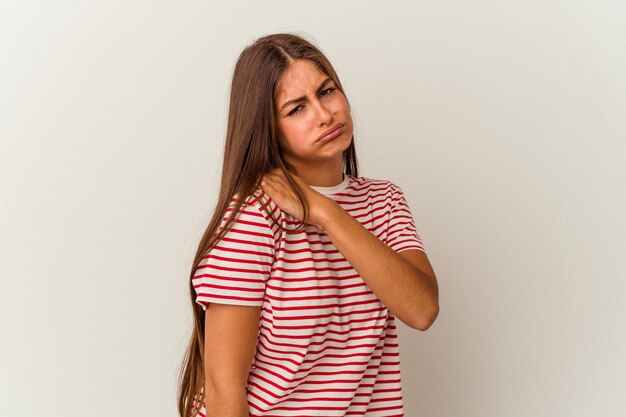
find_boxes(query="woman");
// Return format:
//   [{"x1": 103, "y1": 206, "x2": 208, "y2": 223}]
[{"x1": 178, "y1": 33, "x2": 439, "y2": 417}]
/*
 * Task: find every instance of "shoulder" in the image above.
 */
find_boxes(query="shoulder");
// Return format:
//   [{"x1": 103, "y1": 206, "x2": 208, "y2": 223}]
[
  {"x1": 349, "y1": 175, "x2": 400, "y2": 196},
  {"x1": 231, "y1": 187, "x2": 283, "y2": 232}
]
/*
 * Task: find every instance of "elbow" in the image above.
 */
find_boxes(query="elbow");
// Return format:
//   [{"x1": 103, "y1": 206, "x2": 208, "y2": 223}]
[
  {"x1": 411, "y1": 300, "x2": 439, "y2": 331},
  {"x1": 204, "y1": 373, "x2": 247, "y2": 399}
]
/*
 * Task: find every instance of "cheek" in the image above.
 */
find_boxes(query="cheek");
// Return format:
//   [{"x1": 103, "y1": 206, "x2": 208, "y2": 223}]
[
  {"x1": 276, "y1": 122, "x2": 297, "y2": 152},
  {"x1": 336, "y1": 94, "x2": 350, "y2": 113},
  {"x1": 279, "y1": 120, "x2": 309, "y2": 146}
]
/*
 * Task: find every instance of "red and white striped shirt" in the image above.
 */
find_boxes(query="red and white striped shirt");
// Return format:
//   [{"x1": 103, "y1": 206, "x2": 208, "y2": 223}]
[{"x1": 192, "y1": 174, "x2": 426, "y2": 417}]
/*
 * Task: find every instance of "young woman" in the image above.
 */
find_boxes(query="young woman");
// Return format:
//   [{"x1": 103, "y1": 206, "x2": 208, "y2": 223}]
[{"x1": 178, "y1": 33, "x2": 439, "y2": 417}]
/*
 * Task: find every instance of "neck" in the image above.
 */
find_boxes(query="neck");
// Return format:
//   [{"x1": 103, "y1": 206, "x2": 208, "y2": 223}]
[{"x1": 285, "y1": 158, "x2": 344, "y2": 187}]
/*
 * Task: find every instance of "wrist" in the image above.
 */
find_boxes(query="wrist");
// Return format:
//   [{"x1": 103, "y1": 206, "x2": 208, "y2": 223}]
[{"x1": 316, "y1": 199, "x2": 342, "y2": 231}]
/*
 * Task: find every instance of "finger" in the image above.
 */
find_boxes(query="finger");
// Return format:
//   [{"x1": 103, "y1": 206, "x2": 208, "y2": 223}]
[
  {"x1": 270, "y1": 169, "x2": 285, "y2": 181},
  {"x1": 260, "y1": 177, "x2": 272, "y2": 189},
  {"x1": 266, "y1": 170, "x2": 281, "y2": 181},
  {"x1": 263, "y1": 175, "x2": 279, "y2": 189},
  {"x1": 268, "y1": 168, "x2": 281, "y2": 178},
  {"x1": 268, "y1": 171, "x2": 287, "y2": 186}
]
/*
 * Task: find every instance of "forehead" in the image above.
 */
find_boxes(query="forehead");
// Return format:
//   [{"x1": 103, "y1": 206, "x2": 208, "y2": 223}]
[{"x1": 275, "y1": 60, "x2": 328, "y2": 101}]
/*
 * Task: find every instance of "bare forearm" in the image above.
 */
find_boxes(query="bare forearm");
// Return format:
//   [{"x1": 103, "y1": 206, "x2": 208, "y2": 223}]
[
  {"x1": 319, "y1": 201, "x2": 438, "y2": 329},
  {"x1": 204, "y1": 385, "x2": 249, "y2": 417}
]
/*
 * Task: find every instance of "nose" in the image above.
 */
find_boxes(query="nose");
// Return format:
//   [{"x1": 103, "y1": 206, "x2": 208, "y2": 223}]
[{"x1": 312, "y1": 98, "x2": 332, "y2": 125}]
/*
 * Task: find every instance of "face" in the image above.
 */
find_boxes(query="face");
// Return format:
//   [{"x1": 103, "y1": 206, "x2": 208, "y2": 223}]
[{"x1": 274, "y1": 60, "x2": 353, "y2": 172}]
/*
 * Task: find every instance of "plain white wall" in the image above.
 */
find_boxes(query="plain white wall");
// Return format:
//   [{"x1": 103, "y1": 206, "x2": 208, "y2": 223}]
[{"x1": 2, "y1": 1, "x2": 625, "y2": 416}]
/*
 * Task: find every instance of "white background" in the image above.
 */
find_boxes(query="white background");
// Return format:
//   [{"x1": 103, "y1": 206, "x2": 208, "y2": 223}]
[{"x1": 2, "y1": 1, "x2": 625, "y2": 416}]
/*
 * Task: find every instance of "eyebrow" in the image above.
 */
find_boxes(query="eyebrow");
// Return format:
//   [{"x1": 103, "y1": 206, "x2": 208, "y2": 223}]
[{"x1": 280, "y1": 77, "x2": 334, "y2": 111}]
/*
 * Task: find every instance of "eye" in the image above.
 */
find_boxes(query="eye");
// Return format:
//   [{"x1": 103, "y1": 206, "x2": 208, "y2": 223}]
[
  {"x1": 288, "y1": 105, "x2": 304, "y2": 116},
  {"x1": 287, "y1": 88, "x2": 337, "y2": 116},
  {"x1": 320, "y1": 87, "x2": 336, "y2": 97}
]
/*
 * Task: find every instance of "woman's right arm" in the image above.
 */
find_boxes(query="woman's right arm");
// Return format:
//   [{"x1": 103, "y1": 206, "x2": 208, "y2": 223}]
[{"x1": 203, "y1": 303, "x2": 262, "y2": 417}]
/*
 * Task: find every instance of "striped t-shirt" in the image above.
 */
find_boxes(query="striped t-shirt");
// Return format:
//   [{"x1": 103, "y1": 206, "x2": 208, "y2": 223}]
[{"x1": 192, "y1": 174, "x2": 426, "y2": 417}]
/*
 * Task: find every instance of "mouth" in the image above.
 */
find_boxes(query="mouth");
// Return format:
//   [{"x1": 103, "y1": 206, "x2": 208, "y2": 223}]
[{"x1": 317, "y1": 123, "x2": 345, "y2": 143}]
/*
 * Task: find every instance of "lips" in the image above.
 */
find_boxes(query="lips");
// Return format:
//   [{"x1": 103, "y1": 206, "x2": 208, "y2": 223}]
[{"x1": 317, "y1": 123, "x2": 344, "y2": 142}]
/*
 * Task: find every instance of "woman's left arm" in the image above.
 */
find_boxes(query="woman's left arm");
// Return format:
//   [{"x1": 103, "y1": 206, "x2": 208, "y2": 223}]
[
  {"x1": 260, "y1": 169, "x2": 439, "y2": 331},
  {"x1": 319, "y1": 202, "x2": 439, "y2": 331}
]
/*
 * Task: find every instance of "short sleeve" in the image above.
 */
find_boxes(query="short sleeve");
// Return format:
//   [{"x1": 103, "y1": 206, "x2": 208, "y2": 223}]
[
  {"x1": 192, "y1": 193, "x2": 276, "y2": 309},
  {"x1": 386, "y1": 183, "x2": 426, "y2": 254}
]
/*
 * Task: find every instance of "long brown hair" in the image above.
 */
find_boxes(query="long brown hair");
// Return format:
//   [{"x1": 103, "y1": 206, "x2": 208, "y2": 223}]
[{"x1": 177, "y1": 32, "x2": 359, "y2": 417}]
